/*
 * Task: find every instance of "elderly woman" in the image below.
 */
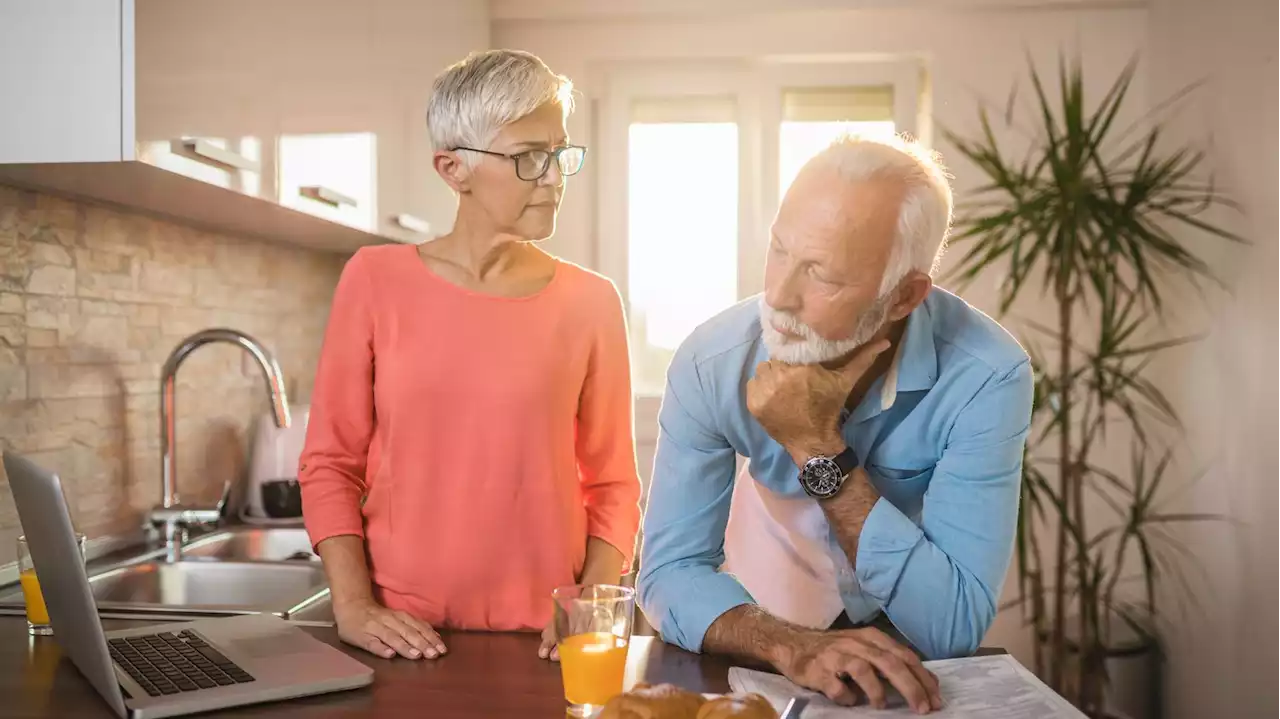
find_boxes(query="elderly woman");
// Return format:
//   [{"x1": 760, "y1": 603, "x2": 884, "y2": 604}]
[{"x1": 298, "y1": 49, "x2": 642, "y2": 662}]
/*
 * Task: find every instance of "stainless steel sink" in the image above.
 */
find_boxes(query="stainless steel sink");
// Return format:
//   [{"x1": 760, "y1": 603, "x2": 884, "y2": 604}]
[
  {"x1": 0, "y1": 525, "x2": 332, "y2": 621},
  {"x1": 88, "y1": 560, "x2": 329, "y2": 617},
  {"x1": 180, "y1": 527, "x2": 317, "y2": 562}
]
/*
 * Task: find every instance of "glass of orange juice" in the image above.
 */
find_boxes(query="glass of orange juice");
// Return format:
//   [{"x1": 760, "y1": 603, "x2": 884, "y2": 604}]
[
  {"x1": 553, "y1": 584, "x2": 635, "y2": 718},
  {"x1": 18, "y1": 533, "x2": 86, "y2": 636}
]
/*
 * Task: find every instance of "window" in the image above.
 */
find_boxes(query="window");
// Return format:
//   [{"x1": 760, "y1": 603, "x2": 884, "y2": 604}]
[
  {"x1": 626, "y1": 97, "x2": 740, "y2": 396},
  {"x1": 778, "y1": 86, "x2": 898, "y2": 199},
  {"x1": 601, "y1": 63, "x2": 920, "y2": 402}
]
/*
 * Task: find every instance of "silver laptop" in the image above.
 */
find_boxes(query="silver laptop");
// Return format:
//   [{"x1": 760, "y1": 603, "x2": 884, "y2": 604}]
[{"x1": 3, "y1": 451, "x2": 374, "y2": 719}]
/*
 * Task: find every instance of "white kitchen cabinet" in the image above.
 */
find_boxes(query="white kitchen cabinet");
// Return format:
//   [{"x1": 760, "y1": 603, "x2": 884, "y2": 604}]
[
  {"x1": 278, "y1": 132, "x2": 378, "y2": 232},
  {"x1": 0, "y1": 0, "x2": 489, "y2": 251},
  {"x1": 0, "y1": 0, "x2": 132, "y2": 163}
]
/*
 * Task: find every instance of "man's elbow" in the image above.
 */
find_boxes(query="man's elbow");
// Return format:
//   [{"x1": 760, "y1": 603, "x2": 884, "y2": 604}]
[
  {"x1": 635, "y1": 564, "x2": 706, "y2": 654},
  {"x1": 635, "y1": 572, "x2": 676, "y2": 649},
  {"x1": 923, "y1": 591, "x2": 997, "y2": 660}
]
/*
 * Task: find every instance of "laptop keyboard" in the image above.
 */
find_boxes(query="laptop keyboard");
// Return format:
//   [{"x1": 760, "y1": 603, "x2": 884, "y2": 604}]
[{"x1": 108, "y1": 629, "x2": 256, "y2": 697}]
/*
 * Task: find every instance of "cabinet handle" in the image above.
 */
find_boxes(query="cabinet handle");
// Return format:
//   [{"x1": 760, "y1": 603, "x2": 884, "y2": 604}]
[
  {"x1": 392, "y1": 213, "x2": 431, "y2": 235},
  {"x1": 174, "y1": 139, "x2": 261, "y2": 173},
  {"x1": 299, "y1": 185, "x2": 357, "y2": 208}
]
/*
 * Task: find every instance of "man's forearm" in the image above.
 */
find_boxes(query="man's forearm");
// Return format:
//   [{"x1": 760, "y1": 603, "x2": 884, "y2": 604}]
[
  {"x1": 315, "y1": 535, "x2": 376, "y2": 607},
  {"x1": 702, "y1": 605, "x2": 806, "y2": 669},
  {"x1": 819, "y1": 468, "x2": 880, "y2": 571}
]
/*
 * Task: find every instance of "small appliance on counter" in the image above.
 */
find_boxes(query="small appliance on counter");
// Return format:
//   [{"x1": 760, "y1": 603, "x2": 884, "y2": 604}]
[{"x1": 245, "y1": 403, "x2": 309, "y2": 521}]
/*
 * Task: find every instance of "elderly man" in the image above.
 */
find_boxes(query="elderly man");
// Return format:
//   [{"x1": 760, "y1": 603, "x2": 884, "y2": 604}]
[{"x1": 637, "y1": 135, "x2": 1032, "y2": 714}]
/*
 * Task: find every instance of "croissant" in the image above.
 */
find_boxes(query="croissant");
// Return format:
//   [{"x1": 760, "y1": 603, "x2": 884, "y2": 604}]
[
  {"x1": 597, "y1": 683, "x2": 707, "y2": 719},
  {"x1": 695, "y1": 693, "x2": 778, "y2": 719}
]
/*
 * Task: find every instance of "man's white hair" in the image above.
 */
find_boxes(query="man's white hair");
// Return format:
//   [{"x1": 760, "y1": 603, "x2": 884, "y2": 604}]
[
  {"x1": 804, "y1": 134, "x2": 954, "y2": 295},
  {"x1": 426, "y1": 49, "x2": 574, "y2": 166}
]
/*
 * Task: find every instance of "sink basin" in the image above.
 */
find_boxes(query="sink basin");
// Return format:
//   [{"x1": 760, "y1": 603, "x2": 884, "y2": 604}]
[
  {"x1": 181, "y1": 527, "x2": 317, "y2": 562},
  {"x1": 88, "y1": 560, "x2": 328, "y2": 617}
]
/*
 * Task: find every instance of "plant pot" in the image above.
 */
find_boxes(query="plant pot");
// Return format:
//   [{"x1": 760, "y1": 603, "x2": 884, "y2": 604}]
[
  {"x1": 1038, "y1": 621, "x2": 1164, "y2": 719},
  {"x1": 1098, "y1": 637, "x2": 1163, "y2": 719}
]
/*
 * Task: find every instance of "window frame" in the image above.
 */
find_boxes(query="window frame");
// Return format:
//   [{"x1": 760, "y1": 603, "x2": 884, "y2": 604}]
[{"x1": 596, "y1": 59, "x2": 923, "y2": 427}]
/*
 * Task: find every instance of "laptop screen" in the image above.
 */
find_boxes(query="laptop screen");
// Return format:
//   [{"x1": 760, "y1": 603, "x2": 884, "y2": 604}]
[{"x1": 4, "y1": 452, "x2": 130, "y2": 718}]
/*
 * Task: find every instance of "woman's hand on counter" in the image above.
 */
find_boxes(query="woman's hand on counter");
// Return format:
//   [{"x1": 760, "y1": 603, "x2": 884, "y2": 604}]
[
  {"x1": 334, "y1": 599, "x2": 448, "y2": 661},
  {"x1": 538, "y1": 620, "x2": 560, "y2": 662},
  {"x1": 315, "y1": 535, "x2": 447, "y2": 660}
]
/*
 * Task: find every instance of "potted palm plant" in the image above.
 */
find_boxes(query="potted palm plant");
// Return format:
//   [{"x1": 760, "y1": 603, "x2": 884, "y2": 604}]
[{"x1": 940, "y1": 57, "x2": 1243, "y2": 717}]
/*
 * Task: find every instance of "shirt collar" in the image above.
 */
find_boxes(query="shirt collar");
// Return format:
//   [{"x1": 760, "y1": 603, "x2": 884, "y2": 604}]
[{"x1": 850, "y1": 298, "x2": 939, "y2": 423}]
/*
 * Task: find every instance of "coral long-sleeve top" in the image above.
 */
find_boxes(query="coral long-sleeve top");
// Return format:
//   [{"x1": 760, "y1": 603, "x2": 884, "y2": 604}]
[{"x1": 298, "y1": 244, "x2": 642, "y2": 631}]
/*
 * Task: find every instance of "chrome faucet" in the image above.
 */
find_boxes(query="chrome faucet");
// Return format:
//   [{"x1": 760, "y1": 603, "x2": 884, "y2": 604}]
[{"x1": 148, "y1": 328, "x2": 291, "y2": 561}]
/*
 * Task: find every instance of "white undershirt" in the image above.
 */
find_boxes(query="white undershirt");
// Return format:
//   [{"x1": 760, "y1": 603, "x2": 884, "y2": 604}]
[{"x1": 722, "y1": 340, "x2": 906, "y2": 628}]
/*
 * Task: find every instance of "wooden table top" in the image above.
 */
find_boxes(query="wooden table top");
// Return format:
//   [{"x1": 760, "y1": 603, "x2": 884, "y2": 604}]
[{"x1": 0, "y1": 616, "x2": 739, "y2": 718}]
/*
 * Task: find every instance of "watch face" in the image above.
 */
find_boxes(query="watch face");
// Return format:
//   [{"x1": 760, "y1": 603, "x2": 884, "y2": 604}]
[{"x1": 801, "y1": 457, "x2": 844, "y2": 499}]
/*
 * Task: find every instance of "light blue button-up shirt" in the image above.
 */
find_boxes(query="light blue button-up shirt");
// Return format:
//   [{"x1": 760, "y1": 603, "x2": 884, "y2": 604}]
[{"x1": 636, "y1": 288, "x2": 1033, "y2": 660}]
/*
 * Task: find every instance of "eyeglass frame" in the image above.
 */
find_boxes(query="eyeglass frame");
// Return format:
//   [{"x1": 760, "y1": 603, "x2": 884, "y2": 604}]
[{"x1": 449, "y1": 144, "x2": 588, "y2": 181}]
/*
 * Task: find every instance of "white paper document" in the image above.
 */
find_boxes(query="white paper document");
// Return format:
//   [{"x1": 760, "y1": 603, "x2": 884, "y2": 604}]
[{"x1": 729, "y1": 654, "x2": 1087, "y2": 718}]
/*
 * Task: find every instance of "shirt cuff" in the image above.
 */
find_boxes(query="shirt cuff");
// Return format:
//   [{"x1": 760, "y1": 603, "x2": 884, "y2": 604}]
[
  {"x1": 658, "y1": 572, "x2": 755, "y2": 653},
  {"x1": 854, "y1": 497, "x2": 925, "y2": 605},
  {"x1": 301, "y1": 487, "x2": 367, "y2": 549}
]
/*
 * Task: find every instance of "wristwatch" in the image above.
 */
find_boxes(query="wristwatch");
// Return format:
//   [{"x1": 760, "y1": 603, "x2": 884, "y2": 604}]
[{"x1": 798, "y1": 446, "x2": 860, "y2": 499}]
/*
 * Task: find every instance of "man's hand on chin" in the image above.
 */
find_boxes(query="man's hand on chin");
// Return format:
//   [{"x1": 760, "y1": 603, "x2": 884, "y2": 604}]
[{"x1": 746, "y1": 339, "x2": 890, "y2": 465}]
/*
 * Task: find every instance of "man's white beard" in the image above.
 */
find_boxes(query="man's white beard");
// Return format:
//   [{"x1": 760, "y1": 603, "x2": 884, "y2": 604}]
[{"x1": 759, "y1": 293, "x2": 894, "y2": 365}]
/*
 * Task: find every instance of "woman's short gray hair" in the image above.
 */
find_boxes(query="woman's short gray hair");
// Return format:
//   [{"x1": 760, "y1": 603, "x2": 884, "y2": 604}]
[{"x1": 427, "y1": 49, "x2": 574, "y2": 163}]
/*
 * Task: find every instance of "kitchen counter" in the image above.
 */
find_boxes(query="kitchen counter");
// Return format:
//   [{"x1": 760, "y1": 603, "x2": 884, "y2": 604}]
[{"x1": 0, "y1": 615, "x2": 739, "y2": 718}]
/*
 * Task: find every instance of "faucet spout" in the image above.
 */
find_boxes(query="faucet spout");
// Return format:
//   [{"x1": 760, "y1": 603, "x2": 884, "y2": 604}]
[{"x1": 158, "y1": 328, "x2": 291, "y2": 511}]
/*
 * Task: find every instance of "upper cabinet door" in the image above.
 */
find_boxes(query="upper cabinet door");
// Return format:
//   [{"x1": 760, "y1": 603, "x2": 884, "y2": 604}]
[
  {"x1": 0, "y1": 0, "x2": 133, "y2": 162},
  {"x1": 0, "y1": 0, "x2": 489, "y2": 251},
  {"x1": 278, "y1": 130, "x2": 378, "y2": 232}
]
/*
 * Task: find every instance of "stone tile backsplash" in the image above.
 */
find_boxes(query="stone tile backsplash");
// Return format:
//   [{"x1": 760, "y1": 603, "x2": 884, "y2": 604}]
[{"x1": 0, "y1": 185, "x2": 346, "y2": 563}]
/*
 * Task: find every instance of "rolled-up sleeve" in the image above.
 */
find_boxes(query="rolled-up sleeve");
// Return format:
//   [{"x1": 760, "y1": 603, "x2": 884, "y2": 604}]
[
  {"x1": 575, "y1": 282, "x2": 643, "y2": 572},
  {"x1": 636, "y1": 345, "x2": 753, "y2": 653},
  {"x1": 298, "y1": 250, "x2": 376, "y2": 548},
  {"x1": 855, "y1": 360, "x2": 1033, "y2": 659}
]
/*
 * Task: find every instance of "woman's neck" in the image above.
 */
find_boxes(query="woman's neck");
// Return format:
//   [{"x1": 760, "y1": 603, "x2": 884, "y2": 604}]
[{"x1": 424, "y1": 212, "x2": 532, "y2": 282}]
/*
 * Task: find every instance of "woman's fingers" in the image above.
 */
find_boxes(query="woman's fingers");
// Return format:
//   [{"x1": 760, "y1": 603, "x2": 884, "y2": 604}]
[
  {"x1": 539, "y1": 623, "x2": 559, "y2": 661},
  {"x1": 367, "y1": 620, "x2": 421, "y2": 659},
  {"x1": 394, "y1": 610, "x2": 447, "y2": 656},
  {"x1": 350, "y1": 632, "x2": 395, "y2": 660}
]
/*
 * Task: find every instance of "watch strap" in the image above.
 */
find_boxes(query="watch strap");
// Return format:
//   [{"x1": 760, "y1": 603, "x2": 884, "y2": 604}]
[{"x1": 833, "y1": 445, "x2": 860, "y2": 476}]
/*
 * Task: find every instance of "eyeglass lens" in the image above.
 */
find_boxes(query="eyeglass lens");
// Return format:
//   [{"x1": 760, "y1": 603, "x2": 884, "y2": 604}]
[{"x1": 516, "y1": 146, "x2": 586, "y2": 180}]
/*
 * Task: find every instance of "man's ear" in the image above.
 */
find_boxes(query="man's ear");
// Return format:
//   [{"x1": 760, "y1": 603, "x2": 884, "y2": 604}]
[
  {"x1": 887, "y1": 270, "x2": 932, "y2": 322},
  {"x1": 434, "y1": 150, "x2": 471, "y2": 193}
]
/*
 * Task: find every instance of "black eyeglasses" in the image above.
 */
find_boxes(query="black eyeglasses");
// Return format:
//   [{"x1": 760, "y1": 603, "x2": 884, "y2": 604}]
[{"x1": 451, "y1": 144, "x2": 588, "y2": 181}]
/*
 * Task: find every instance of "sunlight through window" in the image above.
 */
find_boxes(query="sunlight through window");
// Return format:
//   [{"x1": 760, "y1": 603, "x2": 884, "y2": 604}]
[
  {"x1": 627, "y1": 121, "x2": 739, "y2": 396},
  {"x1": 778, "y1": 120, "x2": 897, "y2": 201},
  {"x1": 778, "y1": 86, "x2": 897, "y2": 202}
]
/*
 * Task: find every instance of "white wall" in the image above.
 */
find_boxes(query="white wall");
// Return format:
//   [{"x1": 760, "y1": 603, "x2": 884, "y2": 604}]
[
  {"x1": 495, "y1": 0, "x2": 1150, "y2": 662},
  {"x1": 1145, "y1": 0, "x2": 1278, "y2": 717}
]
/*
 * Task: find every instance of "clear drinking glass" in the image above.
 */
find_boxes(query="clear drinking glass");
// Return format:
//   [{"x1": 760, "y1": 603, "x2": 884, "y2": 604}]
[
  {"x1": 18, "y1": 533, "x2": 86, "y2": 636},
  {"x1": 553, "y1": 584, "x2": 636, "y2": 718}
]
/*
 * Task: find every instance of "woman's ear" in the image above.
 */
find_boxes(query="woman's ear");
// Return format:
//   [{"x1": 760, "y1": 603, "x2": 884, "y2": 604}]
[
  {"x1": 887, "y1": 270, "x2": 933, "y2": 322},
  {"x1": 434, "y1": 150, "x2": 470, "y2": 193}
]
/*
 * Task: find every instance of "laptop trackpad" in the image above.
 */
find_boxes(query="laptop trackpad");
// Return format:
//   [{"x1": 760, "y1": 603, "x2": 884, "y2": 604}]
[{"x1": 224, "y1": 631, "x2": 317, "y2": 659}]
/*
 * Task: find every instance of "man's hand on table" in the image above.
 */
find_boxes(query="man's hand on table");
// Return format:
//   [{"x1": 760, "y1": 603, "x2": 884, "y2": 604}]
[
  {"x1": 704, "y1": 606, "x2": 941, "y2": 714},
  {"x1": 773, "y1": 626, "x2": 942, "y2": 714},
  {"x1": 333, "y1": 598, "x2": 448, "y2": 660}
]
